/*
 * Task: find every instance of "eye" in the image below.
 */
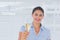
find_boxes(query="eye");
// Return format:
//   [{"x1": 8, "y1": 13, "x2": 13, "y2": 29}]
[
  {"x1": 39, "y1": 14, "x2": 43, "y2": 17},
  {"x1": 35, "y1": 13, "x2": 38, "y2": 16}
]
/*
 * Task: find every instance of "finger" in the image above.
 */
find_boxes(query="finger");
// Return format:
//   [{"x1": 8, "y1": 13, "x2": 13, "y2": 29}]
[
  {"x1": 21, "y1": 32, "x2": 29, "y2": 37},
  {"x1": 21, "y1": 32, "x2": 27, "y2": 37},
  {"x1": 24, "y1": 31, "x2": 28, "y2": 35}
]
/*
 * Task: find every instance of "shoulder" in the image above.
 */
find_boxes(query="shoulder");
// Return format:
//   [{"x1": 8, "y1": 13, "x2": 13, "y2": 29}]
[
  {"x1": 41, "y1": 26, "x2": 51, "y2": 40},
  {"x1": 19, "y1": 23, "x2": 32, "y2": 32},
  {"x1": 42, "y1": 26, "x2": 51, "y2": 37},
  {"x1": 41, "y1": 26, "x2": 51, "y2": 39},
  {"x1": 41, "y1": 26, "x2": 50, "y2": 35},
  {"x1": 41, "y1": 26, "x2": 50, "y2": 31},
  {"x1": 19, "y1": 23, "x2": 31, "y2": 32},
  {"x1": 19, "y1": 25, "x2": 25, "y2": 32}
]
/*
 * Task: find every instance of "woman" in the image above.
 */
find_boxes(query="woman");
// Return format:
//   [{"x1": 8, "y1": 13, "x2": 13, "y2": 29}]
[{"x1": 18, "y1": 6, "x2": 50, "y2": 40}]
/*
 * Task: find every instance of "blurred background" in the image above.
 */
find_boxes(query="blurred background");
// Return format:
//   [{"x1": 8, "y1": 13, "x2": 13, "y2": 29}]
[{"x1": 0, "y1": 0, "x2": 60, "y2": 40}]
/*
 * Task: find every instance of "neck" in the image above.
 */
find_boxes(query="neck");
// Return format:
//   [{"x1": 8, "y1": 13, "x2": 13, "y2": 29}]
[
  {"x1": 33, "y1": 22, "x2": 41, "y2": 28},
  {"x1": 33, "y1": 21, "x2": 41, "y2": 35}
]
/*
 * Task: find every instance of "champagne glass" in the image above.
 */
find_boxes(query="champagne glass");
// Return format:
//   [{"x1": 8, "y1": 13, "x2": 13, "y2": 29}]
[{"x1": 25, "y1": 23, "x2": 31, "y2": 32}]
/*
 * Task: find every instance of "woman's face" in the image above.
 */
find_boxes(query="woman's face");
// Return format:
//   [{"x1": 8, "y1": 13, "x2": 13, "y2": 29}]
[{"x1": 32, "y1": 10, "x2": 44, "y2": 24}]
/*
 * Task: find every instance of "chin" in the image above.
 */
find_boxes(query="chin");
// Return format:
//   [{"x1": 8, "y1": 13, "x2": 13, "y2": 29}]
[{"x1": 35, "y1": 21, "x2": 40, "y2": 24}]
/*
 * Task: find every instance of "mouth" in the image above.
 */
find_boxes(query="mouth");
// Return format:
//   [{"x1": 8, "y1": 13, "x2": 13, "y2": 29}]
[{"x1": 35, "y1": 18, "x2": 40, "y2": 22}]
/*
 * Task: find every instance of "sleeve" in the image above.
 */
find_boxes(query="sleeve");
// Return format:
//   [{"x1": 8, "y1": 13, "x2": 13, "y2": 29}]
[{"x1": 19, "y1": 25, "x2": 25, "y2": 32}]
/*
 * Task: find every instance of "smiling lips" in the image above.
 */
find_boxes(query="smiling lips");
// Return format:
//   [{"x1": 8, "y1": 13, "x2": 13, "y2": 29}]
[{"x1": 35, "y1": 18, "x2": 40, "y2": 22}]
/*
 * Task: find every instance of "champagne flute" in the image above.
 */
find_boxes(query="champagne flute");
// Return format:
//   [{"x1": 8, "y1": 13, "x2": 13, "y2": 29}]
[{"x1": 25, "y1": 23, "x2": 31, "y2": 32}]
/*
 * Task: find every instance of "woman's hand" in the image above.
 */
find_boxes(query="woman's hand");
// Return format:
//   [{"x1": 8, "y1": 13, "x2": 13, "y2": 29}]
[
  {"x1": 21, "y1": 31, "x2": 29, "y2": 40},
  {"x1": 18, "y1": 24, "x2": 30, "y2": 40},
  {"x1": 18, "y1": 31, "x2": 29, "y2": 40}
]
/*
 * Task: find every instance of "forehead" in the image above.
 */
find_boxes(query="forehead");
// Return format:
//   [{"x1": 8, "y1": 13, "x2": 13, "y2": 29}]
[{"x1": 34, "y1": 10, "x2": 43, "y2": 14}]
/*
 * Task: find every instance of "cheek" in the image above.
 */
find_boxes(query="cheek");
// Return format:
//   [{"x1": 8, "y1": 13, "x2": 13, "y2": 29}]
[
  {"x1": 39, "y1": 17, "x2": 43, "y2": 19},
  {"x1": 33, "y1": 15, "x2": 37, "y2": 19},
  {"x1": 33, "y1": 16, "x2": 40, "y2": 21}
]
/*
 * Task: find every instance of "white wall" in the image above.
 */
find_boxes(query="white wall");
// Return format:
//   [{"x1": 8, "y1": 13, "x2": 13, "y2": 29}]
[{"x1": 0, "y1": 0, "x2": 60, "y2": 40}]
